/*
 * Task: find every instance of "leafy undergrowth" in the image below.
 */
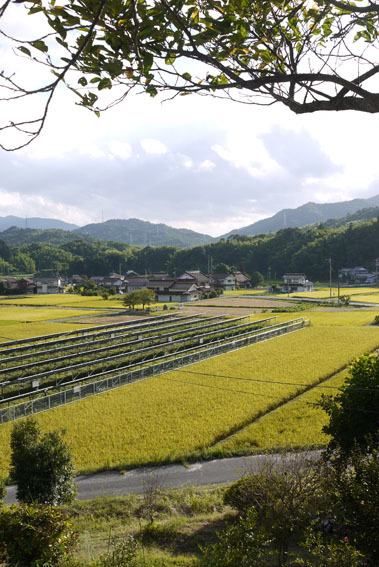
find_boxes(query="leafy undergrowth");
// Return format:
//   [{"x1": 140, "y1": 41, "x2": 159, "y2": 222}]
[{"x1": 66, "y1": 486, "x2": 228, "y2": 566}]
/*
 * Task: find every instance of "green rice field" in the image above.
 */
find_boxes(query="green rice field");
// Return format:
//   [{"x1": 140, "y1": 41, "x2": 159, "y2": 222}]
[
  {"x1": 0, "y1": 313, "x2": 378, "y2": 476},
  {"x1": 288, "y1": 286, "x2": 379, "y2": 299},
  {"x1": 0, "y1": 294, "x2": 125, "y2": 309}
]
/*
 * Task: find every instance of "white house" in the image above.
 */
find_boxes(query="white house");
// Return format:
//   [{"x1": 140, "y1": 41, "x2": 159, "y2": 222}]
[
  {"x1": 35, "y1": 276, "x2": 65, "y2": 294},
  {"x1": 280, "y1": 273, "x2": 314, "y2": 293},
  {"x1": 154, "y1": 281, "x2": 201, "y2": 302},
  {"x1": 210, "y1": 273, "x2": 236, "y2": 291}
]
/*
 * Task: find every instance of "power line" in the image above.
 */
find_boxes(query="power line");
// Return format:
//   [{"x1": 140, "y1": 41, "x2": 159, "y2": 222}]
[
  {"x1": 174, "y1": 369, "x2": 379, "y2": 393},
  {"x1": 158, "y1": 376, "x2": 282, "y2": 399},
  {"x1": 157, "y1": 375, "x2": 379, "y2": 415}
]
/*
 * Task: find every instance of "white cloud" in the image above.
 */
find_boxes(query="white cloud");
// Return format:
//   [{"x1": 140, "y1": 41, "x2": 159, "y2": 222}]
[
  {"x1": 199, "y1": 160, "x2": 216, "y2": 171},
  {"x1": 108, "y1": 140, "x2": 132, "y2": 160},
  {"x1": 140, "y1": 138, "x2": 168, "y2": 154}
]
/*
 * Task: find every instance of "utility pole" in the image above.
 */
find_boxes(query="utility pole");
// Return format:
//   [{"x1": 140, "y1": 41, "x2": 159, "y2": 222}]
[
  {"x1": 328, "y1": 257, "x2": 332, "y2": 299},
  {"x1": 337, "y1": 269, "x2": 340, "y2": 305}
]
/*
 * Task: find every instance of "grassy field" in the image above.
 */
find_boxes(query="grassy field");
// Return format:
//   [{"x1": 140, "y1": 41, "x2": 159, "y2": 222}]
[
  {"x1": 346, "y1": 294, "x2": 379, "y2": 303},
  {"x1": 68, "y1": 486, "x2": 226, "y2": 566},
  {"x1": 0, "y1": 321, "x2": 96, "y2": 342},
  {"x1": 212, "y1": 368, "x2": 348, "y2": 456},
  {"x1": 223, "y1": 289, "x2": 267, "y2": 295},
  {"x1": 287, "y1": 286, "x2": 379, "y2": 299},
  {"x1": 0, "y1": 294, "x2": 125, "y2": 309},
  {"x1": 0, "y1": 316, "x2": 378, "y2": 476},
  {"x1": 0, "y1": 293, "x2": 177, "y2": 312}
]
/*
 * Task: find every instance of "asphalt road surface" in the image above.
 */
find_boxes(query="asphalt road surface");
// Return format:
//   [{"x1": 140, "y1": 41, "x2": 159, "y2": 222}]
[{"x1": 5, "y1": 452, "x2": 318, "y2": 503}]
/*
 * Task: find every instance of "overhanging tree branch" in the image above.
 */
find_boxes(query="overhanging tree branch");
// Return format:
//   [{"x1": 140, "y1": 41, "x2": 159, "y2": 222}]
[{"x1": 1, "y1": 0, "x2": 379, "y2": 149}]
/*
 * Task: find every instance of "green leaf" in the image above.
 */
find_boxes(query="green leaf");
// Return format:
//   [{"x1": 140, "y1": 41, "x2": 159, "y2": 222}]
[
  {"x1": 98, "y1": 77, "x2": 112, "y2": 90},
  {"x1": 165, "y1": 54, "x2": 176, "y2": 65},
  {"x1": 143, "y1": 52, "x2": 154, "y2": 71},
  {"x1": 78, "y1": 76, "x2": 87, "y2": 86},
  {"x1": 31, "y1": 40, "x2": 48, "y2": 53},
  {"x1": 182, "y1": 72, "x2": 192, "y2": 81},
  {"x1": 18, "y1": 46, "x2": 31, "y2": 57}
]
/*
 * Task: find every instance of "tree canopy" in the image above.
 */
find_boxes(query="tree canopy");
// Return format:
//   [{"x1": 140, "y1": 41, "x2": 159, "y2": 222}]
[
  {"x1": 10, "y1": 418, "x2": 76, "y2": 505},
  {"x1": 319, "y1": 353, "x2": 379, "y2": 455},
  {"x1": 1, "y1": 0, "x2": 379, "y2": 149}
]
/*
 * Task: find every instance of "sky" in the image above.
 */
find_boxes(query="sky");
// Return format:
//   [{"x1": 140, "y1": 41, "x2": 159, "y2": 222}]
[{"x1": 1, "y1": 7, "x2": 379, "y2": 237}]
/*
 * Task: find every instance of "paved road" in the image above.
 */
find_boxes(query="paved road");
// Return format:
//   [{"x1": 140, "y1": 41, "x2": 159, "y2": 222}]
[{"x1": 5, "y1": 452, "x2": 318, "y2": 503}]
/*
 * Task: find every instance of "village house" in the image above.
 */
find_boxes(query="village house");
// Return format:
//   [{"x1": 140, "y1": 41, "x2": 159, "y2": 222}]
[
  {"x1": 35, "y1": 276, "x2": 65, "y2": 294},
  {"x1": 339, "y1": 266, "x2": 372, "y2": 283},
  {"x1": 1, "y1": 277, "x2": 36, "y2": 294},
  {"x1": 210, "y1": 273, "x2": 237, "y2": 291},
  {"x1": 280, "y1": 273, "x2": 314, "y2": 293},
  {"x1": 154, "y1": 281, "x2": 201, "y2": 303},
  {"x1": 232, "y1": 271, "x2": 251, "y2": 288},
  {"x1": 177, "y1": 270, "x2": 212, "y2": 293},
  {"x1": 124, "y1": 277, "x2": 149, "y2": 293}
]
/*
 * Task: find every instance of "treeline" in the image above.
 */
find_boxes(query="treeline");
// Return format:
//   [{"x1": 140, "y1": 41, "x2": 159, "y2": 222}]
[
  {"x1": 167, "y1": 220, "x2": 379, "y2": 280},
  {"x1": 0, "y1": 219, "x2": 378, "y2": 281}
]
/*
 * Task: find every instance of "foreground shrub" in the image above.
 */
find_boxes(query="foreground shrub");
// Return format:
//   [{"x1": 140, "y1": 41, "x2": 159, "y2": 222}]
[
  {"x1": 319, "y1": 353, "x2": 379, "y2": 455},
  {"x1": 200, "y1": 509, "x2": 272, "y2": 567},
  {"x1": 96, "y1": 535, "x2": 138, "y2": 567},
  {"x1": 292, "y1": 532, "x2": 363, "y2": 567},
  {"x1": 10, "y1": 418, "x2": 76, "y2": 505},
  {"x1": 324, "y1": 440, "x2": 379, "y2": 565},
  {"x1": 0, "y1": 504, "x2": 77, "y2": 567},
  {"x1": 224, "y1": 455, "x2": 326, "y2": 564}
]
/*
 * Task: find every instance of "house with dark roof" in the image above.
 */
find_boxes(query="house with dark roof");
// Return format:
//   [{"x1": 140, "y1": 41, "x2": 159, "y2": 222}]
[
  {"x1": 124, "y1": 277, "x2": 149, "y2": 293},
  {"x1": 232, "y1": 271, "x2": 251, "y2": 288},
  {"x1": 177, "y1": 271, "x2": 212, "y2": 292},
  {"x1": 2, "y1": 277, "x2": 36, "y2": 294},
  {"x1": 35, "y1": 276, "x2": 65, "y2": 294},
  {"x1": 210, "y1": 273, "x2": 237, "y2": 291},
  {"x1": 155, "y1": 281, "x2": 201, "y2": 302},
  {"x1": 280, "y1": 273, "x2": 314, "y2": 293},
  {"x1": 339, "y1": 266, "x2": 371, "y2": 283}
]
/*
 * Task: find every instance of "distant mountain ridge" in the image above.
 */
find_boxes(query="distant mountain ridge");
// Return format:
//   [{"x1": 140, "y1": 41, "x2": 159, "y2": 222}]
[
  {"x1": 74, "y1": 218, "x2": 215, "y2": 248},
  {"x1": 0, "y1": 216, "x2": 78, "y2": 232},
  {"x1": 2, "y1": 193, "x2": 379, "y2": 248},
  {"x1": 223, "y1": 194, "x2": 379, "y2": 237}
]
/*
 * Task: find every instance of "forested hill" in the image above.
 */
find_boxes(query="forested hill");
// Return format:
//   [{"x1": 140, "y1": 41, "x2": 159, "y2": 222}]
[
  {"x1": 0, "y1": 218, "x2": 378, "y2": 282},
  {"x1": 0, "y1": 216, "x2": 78, "y2": 231},
  {"x1": 323, "y1": 206, "x2": 379, "y2": 228},
  {"x1": 0, "y1": 227, "x2": 93, "y2": 247},
  {"x1": 167, "y1": 219, "x2": 379, "y2": 281},
  {"x1": 74, "y1": 219, "x2": 215, "y2": 248},
  {"x1": 223, "y1": 194, "x2": 379, "y2": 237}
]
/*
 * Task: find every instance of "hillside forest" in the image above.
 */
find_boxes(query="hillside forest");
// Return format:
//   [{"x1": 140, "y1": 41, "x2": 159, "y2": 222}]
[{"x1": 0, "y1": 219, "x2": 378, "y2": 281}]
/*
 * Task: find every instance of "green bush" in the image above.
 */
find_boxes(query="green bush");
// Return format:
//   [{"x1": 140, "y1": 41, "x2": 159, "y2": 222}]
[
  {"x1": 10, "y1": 418, "x2": 76, "y2": 505},
  {"x1": 224, "y1": 456, "x2": 326, "y2": 564},
  {"x1": 96, "y1": 535, "x2": 138, "y2": 567},
  {"x1": 324, "y1": 440, "x2": 379, "y2": 565},
  {"x1": 319, "y1": 353, "x2": 379, "y2": 454},
  {"x1": 200, "y1": 509, "x2": 271, "y2": 567},
  {"x1": 0, "y1": 477, "x2": 5, "y2": 503},
  {"x1": 0, "y1": 504, "x2": 78, "y2": 567},
  {"x1": 292, "y1": 532, "x2": 363, "y2": 567}
]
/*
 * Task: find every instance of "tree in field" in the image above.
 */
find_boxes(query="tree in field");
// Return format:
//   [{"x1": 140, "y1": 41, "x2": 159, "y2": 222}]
[
  {"x1": 123, "y1": 291, "x2": 138, "y2": 310},
  {"x1": 138, "y1": 288, "x2": 156, "y2": 309},
  {"x1": 10, "y1": 418, "x2": 76, "y2": 505},
  {"x1": 319, "y1": 353, "x2": 379, "y2": 455},
  {"x1": 250, "y1": 271, "x2": 264, "y2": 287},
  {"x1": 2, "y1": 0, "x2": 379, "y2": 149},
  {"x1": 123, "y1": 289, "x2": 155, "y2": 310}
]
